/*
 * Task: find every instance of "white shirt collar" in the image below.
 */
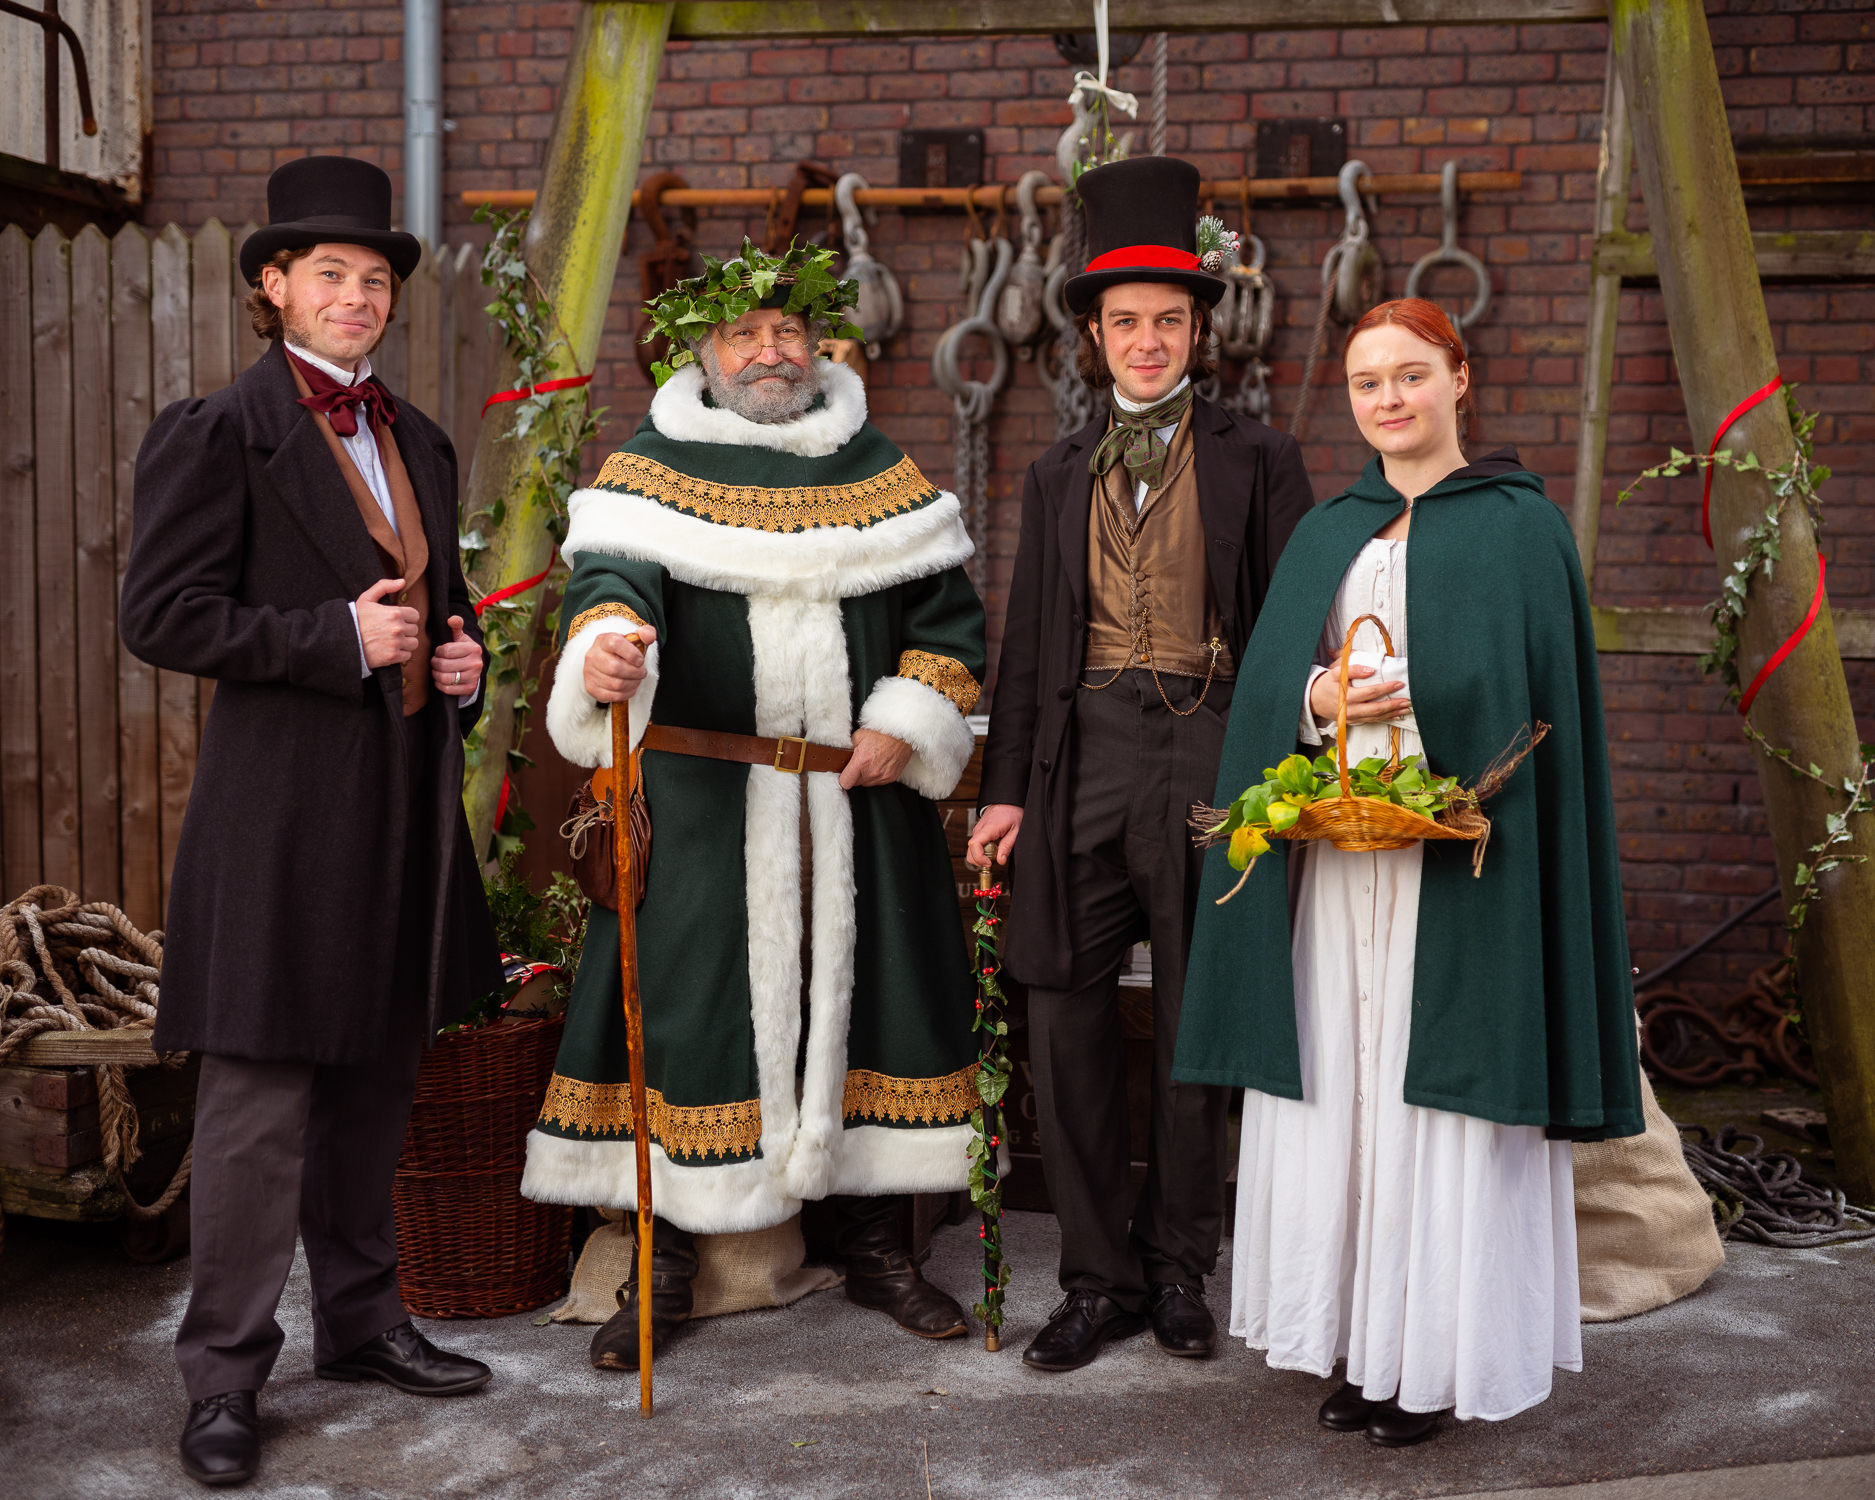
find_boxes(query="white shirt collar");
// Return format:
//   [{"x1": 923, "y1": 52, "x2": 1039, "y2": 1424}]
[
  {"x1": 1112, "y1": 375, "x2": 1191, "y2": 416},
  {"x1": 286, "y1": 342, "x2": 371, "y2": 389}
]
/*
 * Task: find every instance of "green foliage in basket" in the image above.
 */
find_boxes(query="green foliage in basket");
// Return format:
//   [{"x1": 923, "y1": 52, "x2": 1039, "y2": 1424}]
[
  {"x1": 454, "y1": 853, "x2": 590, "y2": 1030},
  {"x1": 1209, "y1": 752, "x2": 1465, "y2": 872}
]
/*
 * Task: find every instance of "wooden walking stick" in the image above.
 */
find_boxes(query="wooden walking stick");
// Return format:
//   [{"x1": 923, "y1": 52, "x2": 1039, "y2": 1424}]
[
  {"x1": 969, "y1": 841, "x2": 1012, "y2": 1351},
  {"x1": 610, "y1": 640, "x2": 655, "y2": 1418}
]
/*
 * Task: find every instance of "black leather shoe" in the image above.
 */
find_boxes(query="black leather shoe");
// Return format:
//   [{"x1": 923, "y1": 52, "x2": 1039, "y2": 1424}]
[
  {"x1": 1365, "y1": 1399, "x2": 1446, "y2": 1448},
  {"x1": 179, "y1": 1390, "x2": 259, "y2": 1487},
  {"x1": 1147, "y1": 1282, "x2": 1215, "y2": 1358},
  {"x1": 1021, "y1": 1289, "x2": 1148, "y2": 1372},
  {"x1": 834, "y1": 1194, "x2": 966, "y2": 1340},
  {"x1": 315, "y1": 1321, "x2": 491, "y2": 1395},
  {"x1": 591, "y1": 1215, "x2": 699, "y2": 1371},
  {"x1": 1318, "y1": 1381, "x2": 1378, "y2": 1432}
]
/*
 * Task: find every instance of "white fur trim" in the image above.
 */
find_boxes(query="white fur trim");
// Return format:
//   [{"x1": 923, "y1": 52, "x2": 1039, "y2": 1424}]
[
  {"x1": 521, "y1": 1131, "x2": 797, "y2": 1236},
  {"x1": 829, "y1": 1123, "x2": 975, "y2": 1196},
  {"x1": 857, "y1": 674, "x2": 975, "y2": 800},
  {"x1": 562, "y1": 488, "x2": 972, "y2": 603},
  {"x1": 648, "y1": 360, "x2": 868, "y2": 457},
  {"x1": 545, "y1": 620, "x2": 659, "y2": 769}
]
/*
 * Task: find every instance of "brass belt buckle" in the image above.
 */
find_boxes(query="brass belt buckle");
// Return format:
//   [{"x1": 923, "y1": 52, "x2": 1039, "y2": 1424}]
[{"x1": 773, "y1": 734, "x2": 809, "y2": 774}]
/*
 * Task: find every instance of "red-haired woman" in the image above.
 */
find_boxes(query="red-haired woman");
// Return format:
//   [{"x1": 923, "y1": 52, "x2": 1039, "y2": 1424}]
[{"x1": 1173, "y1": 300, "x2": 1643, "y2": 1443}]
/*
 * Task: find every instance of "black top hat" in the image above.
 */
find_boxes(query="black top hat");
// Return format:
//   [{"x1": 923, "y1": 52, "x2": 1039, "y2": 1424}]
[
  {"x1": 239, "y1": 156, "x2": 423, "y2": 286},
  {"x1": 1063, "y1": 156, "x2": 1226, "y2": 316}
]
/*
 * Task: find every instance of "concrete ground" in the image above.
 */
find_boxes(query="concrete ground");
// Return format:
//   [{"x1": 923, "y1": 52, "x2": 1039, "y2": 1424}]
[{"x1": 2, "y1": 1210, "x2": 1871, "y2": 1500}]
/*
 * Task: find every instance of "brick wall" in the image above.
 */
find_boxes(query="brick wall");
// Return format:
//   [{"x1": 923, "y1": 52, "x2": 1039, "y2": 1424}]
[{"x1": 141, "y1": 1, "x2": 1875, "y2": 1000}]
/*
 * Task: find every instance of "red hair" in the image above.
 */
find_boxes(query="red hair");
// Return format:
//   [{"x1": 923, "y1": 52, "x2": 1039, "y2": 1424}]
[{"x1": 1345, "y1": 297, "x2": 1474, "y2": 444}]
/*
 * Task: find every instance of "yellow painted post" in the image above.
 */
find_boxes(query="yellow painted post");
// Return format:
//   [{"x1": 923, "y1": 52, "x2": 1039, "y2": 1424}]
[
  {"x1": 1610, "y1": 0, "x2": 1875, "y2": 1201},
  {"x1": 461, "y1": 1, "x2": 673, "y2": 853}
]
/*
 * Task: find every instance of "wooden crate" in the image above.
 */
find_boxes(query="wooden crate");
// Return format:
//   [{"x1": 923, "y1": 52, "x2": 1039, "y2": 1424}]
[{"x1": 0, "y1": 1030, "x2": 199, "y2": 1227}]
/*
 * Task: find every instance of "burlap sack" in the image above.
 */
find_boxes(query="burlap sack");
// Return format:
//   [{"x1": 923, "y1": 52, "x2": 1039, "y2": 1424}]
[
  {"x1": 549, "y1": 1212, "x2": 842, "y2": 1324},
  {"x1": 1573, "y1": 1064, "x2": 1725, "y2": 1322}
]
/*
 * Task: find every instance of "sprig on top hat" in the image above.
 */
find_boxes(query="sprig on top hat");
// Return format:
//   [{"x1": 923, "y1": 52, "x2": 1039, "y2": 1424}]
[
  {"x1": 640, "y1": 237, "x2": 862, "y2": 387},
  {"x1": 1195, "y1": 216, "x2": 1241, "y2": 275}
]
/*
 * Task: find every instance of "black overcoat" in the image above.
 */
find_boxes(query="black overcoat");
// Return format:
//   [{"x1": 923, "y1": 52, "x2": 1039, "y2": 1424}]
[
  {"x1": 121, "y1": 341, "x2": 503, "y2": 1065},
  {"x1": 979, "y1": 395, "x2": 1315, "y2": 989}
]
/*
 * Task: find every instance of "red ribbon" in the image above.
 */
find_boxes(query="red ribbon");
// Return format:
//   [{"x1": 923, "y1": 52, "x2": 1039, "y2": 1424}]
[
  {"x1": 495, "y1": 771, "x2": 511, "y2": 834},
  {"x1": 1692, "y1": 372, "x2": 1828, "y2": 717},
  {"x1": 480, "y1": 373, "x2": 593, "y2": 420},
  {"x1": 1737, "y1": 556, "x2": 1827, "y2": 719},
  {"x1": 1084, "y1": 244, "x2": 1204, "y2": 274},
  {"x1": 1701, "y1": 374, "x2": 1782, "y2": 549},
  {"x1": 472, "y1": 564, "x2": 554, "y2": 618}
]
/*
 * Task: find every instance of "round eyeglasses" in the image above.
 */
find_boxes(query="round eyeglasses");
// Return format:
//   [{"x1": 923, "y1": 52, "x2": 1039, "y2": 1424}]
[{"x1": 718, "y1": 323, "x2": 810, "y2": 357}]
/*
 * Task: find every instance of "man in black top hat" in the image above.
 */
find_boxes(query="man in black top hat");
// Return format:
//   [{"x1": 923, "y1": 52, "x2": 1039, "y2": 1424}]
[
  {"x1": 968, "y1": 156, "x2": 1313, "y2": 1372},
  {"x1": 120, "y1": 155, "x2": 503, "y2": 1487}
]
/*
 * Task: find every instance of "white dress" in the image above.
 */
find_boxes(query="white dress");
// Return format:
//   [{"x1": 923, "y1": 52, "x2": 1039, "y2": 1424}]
[{"x1": 1229, "y1": 537, "x2": 1582, "y2": 1423}]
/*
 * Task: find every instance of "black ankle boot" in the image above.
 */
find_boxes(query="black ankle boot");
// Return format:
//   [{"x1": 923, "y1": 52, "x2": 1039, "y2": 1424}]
[
  {"x1": 589, "y1": 1216, "x2": 699, "y2": 1371},
  {"x1": 832, "y1": 1194, "x2": 967, "y2": 1339},
  {"x1": 1365, "y1": 1399, "x2": 1446, "y2": 1447},
  {"x1": 1318, "y1": 1381, "x2": 1377, "y2": 1431}
]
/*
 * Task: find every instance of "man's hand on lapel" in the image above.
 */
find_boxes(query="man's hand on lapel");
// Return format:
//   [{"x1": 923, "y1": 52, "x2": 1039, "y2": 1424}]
[
  {"x1": 357, "y1": 578, "x2": 419, "y2": 667},
  {"x1": 433, "y1": 617, "x2": 483, "y2": 697}
]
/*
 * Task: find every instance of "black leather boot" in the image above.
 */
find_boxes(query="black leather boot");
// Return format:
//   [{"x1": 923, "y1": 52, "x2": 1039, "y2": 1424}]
[
  {"x1": 833, "y1": 1194, "x2": 967, "y2": 1339},
  {"x1": 589, "y1": 1216, "x2": 699, "y2": 1371},
  {"x1": 1318, "y1": 1381, "x2": 1378, "y2": 1432},
  {"x1": 1365, "y1": 1399, "x2": 1446, "y2": 1448},
  {"x1": 178, "y1": 1390, "x2": 260, "y2": 1487}
]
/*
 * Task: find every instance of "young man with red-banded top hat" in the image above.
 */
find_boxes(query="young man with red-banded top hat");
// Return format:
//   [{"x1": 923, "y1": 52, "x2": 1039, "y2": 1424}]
[
  {"x1": 968, "y1": 156, "x2": 1314, "y2": 1372},
  {"x1": 119, "y1": 155, "x2": 503, "y2": 1487}
]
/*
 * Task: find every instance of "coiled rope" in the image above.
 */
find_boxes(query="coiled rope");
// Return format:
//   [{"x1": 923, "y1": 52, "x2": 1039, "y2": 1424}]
[
  {"x1": 1679, "y1": 1123, "x2": 1875, "y2": 1248},
  {"x1": 0, "y1": 886, "x2": 190, "y2": 1227}
]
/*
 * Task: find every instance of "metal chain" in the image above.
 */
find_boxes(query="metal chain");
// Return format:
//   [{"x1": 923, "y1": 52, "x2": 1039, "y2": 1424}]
[
  {"x1": 1052, "y1": 197, "x2": 1099, "y2": 440},
  {"x1": 953, "y1": 388, "x2": 993, "y2": 591}
]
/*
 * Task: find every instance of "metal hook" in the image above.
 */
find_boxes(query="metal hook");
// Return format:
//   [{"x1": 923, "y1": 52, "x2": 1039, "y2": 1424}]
[
  {"x1": 1336, "y1": 159, "x2": 1372, "y2": 245},
  {"x1": 834, "y1": 172, "x2": 904, "y2": 359},
  {"x1": 1403, "y1": 160, "x2": 1492, "y2": 330},
  {"x1": 1325, "y1": 159, "x2": 1384, "y2": 325}
]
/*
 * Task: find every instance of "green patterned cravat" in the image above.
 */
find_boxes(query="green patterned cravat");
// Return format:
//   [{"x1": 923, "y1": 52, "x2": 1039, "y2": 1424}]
[{"x1": 1088, "y1": 383, "x2": 1194, "y2": 493}]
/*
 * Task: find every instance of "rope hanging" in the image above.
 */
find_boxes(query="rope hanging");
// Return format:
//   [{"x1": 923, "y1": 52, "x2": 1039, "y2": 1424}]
[{"x1": 1149, "y1": 33, "x2": 1168, "y2": 157}]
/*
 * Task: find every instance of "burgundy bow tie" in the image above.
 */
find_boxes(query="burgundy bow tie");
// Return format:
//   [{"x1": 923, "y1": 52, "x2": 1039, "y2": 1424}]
[{"x1": 286, "y1": 348, "x2": 398, "y2": 440}]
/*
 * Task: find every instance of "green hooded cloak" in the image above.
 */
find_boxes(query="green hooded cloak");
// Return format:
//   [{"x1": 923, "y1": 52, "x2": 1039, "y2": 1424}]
[{"x1": 1173, "y1": 450, "x2": 1644, "y2": 1142}]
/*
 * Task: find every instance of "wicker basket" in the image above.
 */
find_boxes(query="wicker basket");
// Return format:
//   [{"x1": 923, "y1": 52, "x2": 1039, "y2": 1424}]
[
  {"x1": 1273, "y1": 613, "x2": 1485, "y2": 854},
  {"x1": 393, "y1": 1015, "x2": 574, "y2": 1319}
]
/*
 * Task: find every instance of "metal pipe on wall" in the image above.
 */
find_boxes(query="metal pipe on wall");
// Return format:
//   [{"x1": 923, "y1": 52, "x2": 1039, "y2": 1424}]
[{"x1": 404, "y1": 0, "x2": 442, "y2": 247}]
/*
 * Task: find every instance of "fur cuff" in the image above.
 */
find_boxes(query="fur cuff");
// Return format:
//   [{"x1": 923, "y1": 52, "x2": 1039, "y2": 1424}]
[
  {"x1": 858, "y1": 674, "x2": 975, "y2": 799},
  {"x1": 546, "y1": 619, "x2": 660, "y2": 769}
]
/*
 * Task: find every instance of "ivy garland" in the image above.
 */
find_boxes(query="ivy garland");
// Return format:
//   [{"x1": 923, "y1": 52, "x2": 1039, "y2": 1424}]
[
  {"x1": 641, "y1": 237, "x2": 860, "y2": 387},
  {"x1": 463, "y1": 204, "x2": 607, "y2": 857},
  {"x1": 967, "y1": 865, "x2": 1013, "y2": 1344},
  {"x1": 1618, "y1": 388, "x2": 1874, "y2": 951}
]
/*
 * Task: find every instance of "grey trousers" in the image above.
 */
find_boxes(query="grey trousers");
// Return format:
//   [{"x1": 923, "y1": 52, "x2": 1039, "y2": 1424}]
[
  {"x1": 1027, "y1": 670, "x2": 1233, "y2": 1313},
  {"x1": 174, "y1": 710, "x2": 435, "y2": 1401}
]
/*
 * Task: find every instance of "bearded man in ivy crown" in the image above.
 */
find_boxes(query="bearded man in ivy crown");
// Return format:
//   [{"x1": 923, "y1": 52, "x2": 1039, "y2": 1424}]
[{"x1": 523, "y1": 240, "x2": 989, "y2": 1369}]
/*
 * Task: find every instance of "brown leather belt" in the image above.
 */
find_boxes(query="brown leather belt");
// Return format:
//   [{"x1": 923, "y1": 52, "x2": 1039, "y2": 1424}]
[{"x1": 641, "y1": 723, "x2": 853, "y2": 775}]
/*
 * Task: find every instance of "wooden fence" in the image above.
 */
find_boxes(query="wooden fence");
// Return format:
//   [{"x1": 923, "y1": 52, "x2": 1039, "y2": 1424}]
[{"x1": 0, "y1": 220, "x2": 498, "y2": 930}]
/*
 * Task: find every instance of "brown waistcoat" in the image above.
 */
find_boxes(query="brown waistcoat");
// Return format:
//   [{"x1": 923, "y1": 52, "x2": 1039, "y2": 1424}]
[
  {"x1": 289, "y1": 363, "x2": 433, "y2": 715},
  {"x1": 1083, "y1": 409, "x2": 1236, "y2": 681}
]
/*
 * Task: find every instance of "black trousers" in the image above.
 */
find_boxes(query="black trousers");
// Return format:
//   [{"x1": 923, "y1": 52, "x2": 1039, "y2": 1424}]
[
  {"x1": 1027, "y1": 670, "x2": 1232, "y2": 1313},
  {"x1": 174, "y1": 709, "x2": 436, "y2": 1400}
]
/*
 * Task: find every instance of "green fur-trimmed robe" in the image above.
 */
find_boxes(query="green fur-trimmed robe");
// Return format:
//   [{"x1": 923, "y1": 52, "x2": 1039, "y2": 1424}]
[{"x1": 521, "y1": 361, "x2": 987, "y2": 1234}]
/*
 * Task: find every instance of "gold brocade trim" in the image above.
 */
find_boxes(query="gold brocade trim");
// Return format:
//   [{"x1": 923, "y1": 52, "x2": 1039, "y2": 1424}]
[
  {"x1": 594, "y1": 451, "x2": 940, "y2": 533},
  {"x1": 896, "y1": 650, "x2": 981, "y2": 715},
  {"x1": 842, "y1": 1064, "x2": 980, "y2": 1126},
  {"x1": 539, "y1": 1074, "x2": 763, "y2": 1162},
  {"x1": 568, "y1": 601, "x2": 648, "y2": 639}
]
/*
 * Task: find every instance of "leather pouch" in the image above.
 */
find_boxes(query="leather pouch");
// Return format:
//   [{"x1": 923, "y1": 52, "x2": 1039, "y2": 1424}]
[{"x1": 561, "y1": 758, "x2": 650, "y2": 912}]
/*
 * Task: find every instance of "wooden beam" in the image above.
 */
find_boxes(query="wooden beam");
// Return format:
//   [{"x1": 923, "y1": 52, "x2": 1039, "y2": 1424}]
[
  {"x1": 462, "y1": 172, "x2": 1524, "y2": 214},
  {"x1": 12, "y1": 1028, "x2": 158, "y2": 1066},
  {"x1": 1593, "y1": 605, "x2": 1875, "y2": 658},
  {"x1": 667, "y1": 0, "x2": 1607, "y2": 40},
  {"x1": 1596, "y1": 227, "x2": 1875, "y2": 282},
  {"x1": 1612, "y1": 0, "x2": 1875, "y2": 1202}
]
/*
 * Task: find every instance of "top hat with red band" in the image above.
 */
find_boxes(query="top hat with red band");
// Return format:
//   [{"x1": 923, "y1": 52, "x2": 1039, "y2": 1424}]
[
  {"x1": 1064, "y1": 156, "x2": 1226, "y2": 316},
  {"x1": 239, "y1": 156, "x2": 423, "y2": 286}
]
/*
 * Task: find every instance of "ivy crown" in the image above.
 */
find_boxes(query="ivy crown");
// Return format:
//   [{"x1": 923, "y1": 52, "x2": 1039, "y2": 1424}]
[{"x1": 641, "y1": 236, "x2": 862, "y2": 387}]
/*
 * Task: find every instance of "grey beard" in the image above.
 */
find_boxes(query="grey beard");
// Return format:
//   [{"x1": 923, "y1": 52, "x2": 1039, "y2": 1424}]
[{"x1": 695, "y1": 338, "x2": 822, "y2": 424}]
